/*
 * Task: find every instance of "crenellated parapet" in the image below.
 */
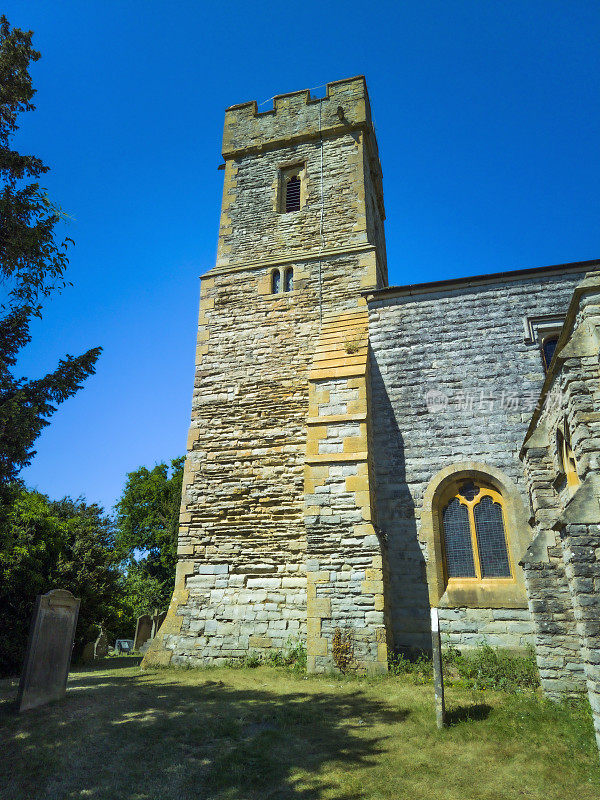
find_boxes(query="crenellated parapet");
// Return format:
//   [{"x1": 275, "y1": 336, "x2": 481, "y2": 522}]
[{"x1": 222, "y1": 76, "x2": 373, "y2": 158}]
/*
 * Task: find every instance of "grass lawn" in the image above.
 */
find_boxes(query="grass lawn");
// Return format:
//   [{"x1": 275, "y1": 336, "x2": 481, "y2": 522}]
[{"x1": 1, "y1": 657, "x2": 599, "y2": 800}]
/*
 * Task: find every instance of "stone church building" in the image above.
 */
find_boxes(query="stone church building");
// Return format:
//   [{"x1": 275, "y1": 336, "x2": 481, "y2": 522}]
[{"x1": 143, "y1": 76, "x2": 600, "y2": 746}]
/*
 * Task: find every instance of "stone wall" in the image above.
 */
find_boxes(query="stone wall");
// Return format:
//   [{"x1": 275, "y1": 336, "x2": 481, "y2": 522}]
[
  {"x1": 561, "y1": 518, "x2": 600, "y2": 751},
  {"x1": 437, "y1": 607, "x2": 533, "y2": 650},
  {"x1": 520, "y1": 392, "x2": 587, "y2": 697},
  {"x1": 367, "y1": 267, "x2": 591, "y2": 652},
  {"x1": 304, "y1": 310, "x2": 389, "y2": 672},
  {"x1": 520, "y1": 272, "x2": 600, "y2": 753},
  {"x1": 143, "y1": 77, "x2": 388, "y2": 670},
  {"x1": 519, "y1": 534, "x2": 586, "y2": 698},
  {"x1": 140, "y1": 69, "x2": 600, "y2": 710}
]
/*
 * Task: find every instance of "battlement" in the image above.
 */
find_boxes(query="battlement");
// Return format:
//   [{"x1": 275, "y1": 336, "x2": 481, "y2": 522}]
[{"x1": 222, "y1": 76, "x2": 374, "y2": 158}]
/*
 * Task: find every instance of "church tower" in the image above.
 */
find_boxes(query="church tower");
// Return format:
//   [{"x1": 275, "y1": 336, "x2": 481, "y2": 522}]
[{"x1": 143, "y1": 76, "x2": 391, "y2": 672}]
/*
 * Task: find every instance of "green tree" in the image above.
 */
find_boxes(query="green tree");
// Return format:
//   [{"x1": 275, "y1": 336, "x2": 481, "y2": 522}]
[
  {"x1": 0, "y1": 489, "x2": 64, "y2": 673},
  {"x1": 0, "y1": 490, "x2": 123, "y2": 675},
  {"x1": 49, "y1": 497, "x2": 123, "y2": 653},
  {"x1": 0, "y1": 16, "x2": 101, "y2": 495},
  {"x1": 115, "y1": 457, "x2": 184, "y2": 617}
]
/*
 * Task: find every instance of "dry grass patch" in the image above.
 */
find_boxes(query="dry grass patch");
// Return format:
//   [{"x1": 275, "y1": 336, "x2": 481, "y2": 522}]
[{"x1": 0, "y1": 657, "x2": 598, "y2": 800}]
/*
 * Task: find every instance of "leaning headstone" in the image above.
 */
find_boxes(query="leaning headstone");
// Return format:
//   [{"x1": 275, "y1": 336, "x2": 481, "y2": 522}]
[
  {"x1": 93, "y1": 629, "x2": 109, "y2": 659},
  {"x1": 134, "y1": 614, "x2": 153, "y2": 650},
  {"x1": 17, "y1": 589, "x2": 80, "y2": 712},
  {"x1": 155, "y1": 610, "x2": 167, "y2": 633}
]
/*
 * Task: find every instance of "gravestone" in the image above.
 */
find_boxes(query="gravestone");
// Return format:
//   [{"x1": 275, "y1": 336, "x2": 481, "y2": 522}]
[
  {"x1": 134, "y1": 614, "x2": 153, "y2": 650},
  {"x1": 93, "y1": 629, "x2": 109, "y2": 659},
  {"x1": 81, "y1": 641, "x2": 95, "y2": 663},
  {"x1": 17, "y1": 589, "x2": 80, "y2": 712}
]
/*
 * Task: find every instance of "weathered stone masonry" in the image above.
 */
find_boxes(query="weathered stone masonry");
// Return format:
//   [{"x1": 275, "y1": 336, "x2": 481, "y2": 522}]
[
  {"x1": 142, "y1": 74, "x2": 600, "y2": 734},
  {"x1": 521, "y1": 271, "x2": 600, "y2": 750},
  {"x1": 304, "y1": 310, "x2": 390, "y2": 673},
  {"x1": 366, "y1": 268, "x2": 588, "y2": 652},
  {"x1": 143, "y1": 77, "x2": 390, "y2": 670}
]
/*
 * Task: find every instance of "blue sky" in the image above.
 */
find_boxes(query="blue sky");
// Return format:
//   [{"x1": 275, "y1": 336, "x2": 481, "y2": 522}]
[{"x1": 5, "y1": 0, "x2": 600, "y2": 512}]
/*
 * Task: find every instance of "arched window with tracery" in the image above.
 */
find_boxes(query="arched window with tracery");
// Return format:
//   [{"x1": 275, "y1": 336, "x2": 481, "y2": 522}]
[
  {"x1": 284, "y1": 267, "x2": 293, "y2": 292},
  {"x1": 441, "y1": 480, "x2": 512, "y2": 580}
]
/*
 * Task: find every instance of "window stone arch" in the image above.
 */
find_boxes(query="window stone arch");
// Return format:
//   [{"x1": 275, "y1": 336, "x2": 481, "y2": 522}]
[{"x1": 421, "y1": 462, "x2": 531, "y2": 609}]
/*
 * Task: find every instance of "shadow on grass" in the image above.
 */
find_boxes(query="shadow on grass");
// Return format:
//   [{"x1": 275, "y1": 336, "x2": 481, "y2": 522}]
[
  {"x1": 0, "y1": 667, "x2": 410, "y2": 800},
  {"x1": 445, "y1": 703, "x2": 492, "y2": 726},
  {"x1": 71, "y1": 655, "x2": 143, "y2": 672}
]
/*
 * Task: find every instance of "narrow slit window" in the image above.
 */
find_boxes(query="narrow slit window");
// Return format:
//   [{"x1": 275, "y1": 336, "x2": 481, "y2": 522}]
[
  {"x1": 558, "y1": 427, "x2": 579, "y2": 491},
  {"x1": 285, "y1": 175, "x2": 301, "y2": 212},
  {"x1": 284, "y1": 267, "x2": 293, "y2": 292},
  {"x1": 542, "y1": 335, "x2": 559, "y2": 372},
  {"x1": 271, "y1": 269, "x2": 281, "y2": 294}
]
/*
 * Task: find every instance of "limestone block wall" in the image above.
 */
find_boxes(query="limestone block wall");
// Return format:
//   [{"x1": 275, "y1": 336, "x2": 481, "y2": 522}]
[
  {"x1": 217, "y1": 76, "x2": 386, "y2": 281},
  {"x1": 142, "y1": 76, "x2": 388, "y2": 669},
  {"x1": 217, "y1": 135, "x2": 370, "y2": 268},
  {"x1": 304, "y1": 311, "x2": 390, "y2": 672},
  {"x1": 438, "y1": 607, "x2": 534, "y2": 650},
  {"x1": 366, "y1": 266, "x2": 591, "y2": 652},
  {"x1": 519, "y1": 531, "x2": 585, "y2": 698},
  {"x1": 561, "y1": 519, "x2": 600, "y2": 751},
  {"x1": 222, "y1": 77, "x2": 373, "y2": 162},
  {"x1": 149, "y1": 257, "x2": 379, "y2": 667},
  {"x1": 520, "y1": 407, "x2": 587, "y2": 696},
  {"x1": 520, "y1": 272, "x2": 600, "y2": 753}
]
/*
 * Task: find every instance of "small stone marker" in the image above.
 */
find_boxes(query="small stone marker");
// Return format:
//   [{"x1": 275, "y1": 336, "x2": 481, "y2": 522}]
[
  {"x1": 134, "y1": 614, "x2": 153, "y2": 650},
  {"x1": 431, "y1": 607, "x2": 446, "y2": 728},
  {"x1": 81, "y1": 640, "x2": 95, "y2": 663},
  {"x1": 17, "y1": 589, "x2": 80, "y2": 712},
  {"x1": 93, "y1": 628, "x2": 109, "y2": 659}
]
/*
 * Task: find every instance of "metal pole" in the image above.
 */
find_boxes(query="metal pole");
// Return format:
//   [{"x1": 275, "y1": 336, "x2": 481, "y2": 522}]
[{"x1": 431, "y1": 607, "x2": 446, "y2": 729}]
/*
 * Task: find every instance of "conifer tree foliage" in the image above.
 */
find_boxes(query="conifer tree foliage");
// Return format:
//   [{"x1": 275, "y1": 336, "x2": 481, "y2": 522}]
[{"x1": 0, "y1": 16, "x2": 101, "y2": 491}]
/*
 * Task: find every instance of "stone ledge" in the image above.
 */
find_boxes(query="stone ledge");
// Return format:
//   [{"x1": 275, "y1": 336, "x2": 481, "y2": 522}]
[
  {"x1": 307, "y1": 413, "x2": 367, "y2": 424},
  {"x1": 205, "y1": 243, "x2": 375, "y2": 277},
  {"x1": 309, "y1": 365, "x2": 367, "y2": 381},
  {"x1": 305, "y1": 453, "x2": 368, "y2": 464}
]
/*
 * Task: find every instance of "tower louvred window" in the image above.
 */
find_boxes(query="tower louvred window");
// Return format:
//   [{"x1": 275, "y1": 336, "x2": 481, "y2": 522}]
[{"x1": 285, "y1": 175, "x2": 301, "y2": 212}]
